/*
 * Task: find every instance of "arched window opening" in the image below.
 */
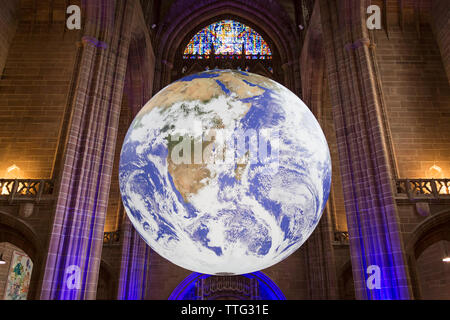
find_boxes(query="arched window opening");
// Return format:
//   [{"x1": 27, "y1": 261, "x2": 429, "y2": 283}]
[
  {"x1": 179, "y1": 20, "x2": 275, "y2": 79},
  {"x1": 0, "y1": 242, "x2": 33, "y2": 300},
  {"x1": 183, "y1": 20, "x2": 272, "y2": 59},
  {"x1": 168, "y1": 272, "x2": 286, "y2": 300},
  {"x1": 416, "y1": 240, "x2": 450, "y2": 299}
]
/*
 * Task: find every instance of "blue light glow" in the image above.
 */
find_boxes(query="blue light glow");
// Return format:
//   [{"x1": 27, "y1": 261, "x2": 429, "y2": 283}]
[{"x1": 168, "y1": 271, "x2": 285, "y2": 300}]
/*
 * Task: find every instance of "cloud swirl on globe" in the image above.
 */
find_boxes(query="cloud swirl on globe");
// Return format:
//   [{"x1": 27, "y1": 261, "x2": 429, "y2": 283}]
[{"x1": 119, "y1": 70, "x2": 331, "y2": 275}]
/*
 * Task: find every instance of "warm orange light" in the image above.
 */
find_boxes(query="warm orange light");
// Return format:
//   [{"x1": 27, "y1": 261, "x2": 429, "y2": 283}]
[
  {"x1": 1, "y1": 180, "x2": 8, "y2": 195},
  {"x1": 5, "y1": 164, "x2": 21, "y2": 178},
  {"x1": 443, "y1": 257, "x2": 450, "y2": 263},
  {"x1": 0, "y1": 187, "x2": 7, "y2": 195},
  {"x1": 7, "y1": 164, "x2": 19, "y2": 173},
  {"x1": 434, "y1": 180, "x2": 450, "y2": 195},
  {"x1": 425, "y1": 164, "x2": 444, "y2": 179},
  {"x1": 439, "y1": 186, "x2": 449, "y2": 195},
  {"x1": 1, "y1": 164, "x2": 23, "y2": 195},
  {"x1": 424, "y1": 182, "x2": 432, "y2": 194}
]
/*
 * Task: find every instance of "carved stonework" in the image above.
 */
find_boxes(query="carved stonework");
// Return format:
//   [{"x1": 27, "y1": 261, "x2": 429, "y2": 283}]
[
  {"x1": 195, "y1": 275, "x2": 259, "y2": 300},
  {"x1": 0, "y1": 179, "x2": 54, "y2": 203},
  {"x1": 396, "y1": 179, "x2": 450, "y2": 200}
]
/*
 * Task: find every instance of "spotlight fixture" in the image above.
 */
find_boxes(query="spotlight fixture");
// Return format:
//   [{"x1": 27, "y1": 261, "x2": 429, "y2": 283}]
[{"x1": 0, "y1": 253, "x2": 6, "y2": 265}]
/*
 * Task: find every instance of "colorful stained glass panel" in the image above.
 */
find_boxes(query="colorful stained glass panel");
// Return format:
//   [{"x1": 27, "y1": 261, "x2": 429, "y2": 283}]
[
  {"x1": 4, "y1": 251, "x2": 33, "y2": 300},
  {"x1": 183, "y1": 20, "x2": 272, "y2": 57}
]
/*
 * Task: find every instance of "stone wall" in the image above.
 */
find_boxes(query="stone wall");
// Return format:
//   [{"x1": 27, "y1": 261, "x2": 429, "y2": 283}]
[
  {"x1": 375, "y1": 26, "x2": 450, "y2": 178},
  {"x1": 0, "y1": 20, "x2": 79, "y2": 178},
  {"x1": 396, "y1": 203, "x2": 431, "y2": 243}
]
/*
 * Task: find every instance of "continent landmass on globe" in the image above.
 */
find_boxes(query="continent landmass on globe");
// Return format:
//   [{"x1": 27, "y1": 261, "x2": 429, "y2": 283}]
[{"x1": 138, "y1": 71, "x2": 270, "y2": 203}]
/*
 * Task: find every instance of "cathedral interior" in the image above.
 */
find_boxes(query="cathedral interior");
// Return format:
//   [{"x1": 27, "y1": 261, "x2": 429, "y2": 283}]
[{"x1": 0, "y1": 0, "x2": 449, "y2": 301}]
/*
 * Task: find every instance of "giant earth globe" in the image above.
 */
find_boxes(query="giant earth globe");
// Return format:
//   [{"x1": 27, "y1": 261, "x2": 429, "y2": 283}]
[{"x1": 119, "y1": 70, "x2": 331, "y2": 275}]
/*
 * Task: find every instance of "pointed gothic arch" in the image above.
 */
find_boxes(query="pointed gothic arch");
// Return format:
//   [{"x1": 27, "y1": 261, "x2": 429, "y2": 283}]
[
  {"x1": 168, "y1": 272, "x2": 286, "y2": 300},
  {"x1": 153, "y1": 0, "x2": 301, "y2": 94},
  {"x1": 178, "y1": 18, "x2": 276, "y2": 80},
  {"x1": 0, "y1": 210, "x2": 43, "y2": 300}
]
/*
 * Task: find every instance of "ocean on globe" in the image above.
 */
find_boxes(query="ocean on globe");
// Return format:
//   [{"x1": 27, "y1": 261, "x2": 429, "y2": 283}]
[{"x1": 119, "y1": 70, "x2": 331, "y2": 275}]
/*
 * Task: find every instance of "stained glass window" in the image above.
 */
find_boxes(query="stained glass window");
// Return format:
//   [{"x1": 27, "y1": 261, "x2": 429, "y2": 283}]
[{"x1": 183, "y1": 20, "x2": 272, "y2": 59}]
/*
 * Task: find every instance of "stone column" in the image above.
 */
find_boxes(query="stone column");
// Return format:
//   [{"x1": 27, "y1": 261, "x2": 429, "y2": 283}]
[
  {"x1": 319, "y1": 0, "x2": 412, "y2": 299},
  {"x1": 117, "y1": 217, "x2": 151, "y2": 300},
  {"x1": 39, "y1": 0, "x2": 136, "y2": 300},
  {"x1": 303, "y1": 207, "x2": 339, "y2": 299},
  {"x1": 299, "y1": 1, "x2": 339, "y2": 298},
  {"x1": 281, "y1": 62, "x2": 295, "y2": 93},
  {"x1": 116, "y1": 13, "x2": 155, "y2": 299},
  {"x1": 300, "y1": 52, "x2": 339, "y2": 300},
  {"x1": 0, "y1": 0, "x2": 19, "y2": 76},
  {"x1": 431, "y1": 0, "x2": 450, "y2": 83}
]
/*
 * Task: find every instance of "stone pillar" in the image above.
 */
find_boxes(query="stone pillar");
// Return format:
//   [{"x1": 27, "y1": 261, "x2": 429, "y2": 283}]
[
  {"x1": 319, "y1": 0, "x2": 412, "y2": 299},
  {"x1": 0, "y1": 0, "x2": 19, "y2": 76},
  {"x1": 39, "y1": 0, "x2": 136, "y2": 300},
  {"x1": 281, "y1": 62, "x2": 296, "y2": 93},
  {"x1": 299, "y1": 1, "x2": 339, "y2": 298},
  {"x1": 431, "y1": 0, "x2": 450, "y2": 83},
  {"x1": 303, "y1": 207, "x2": 339, "y2": 299},
  {"x1": 116, "y1": 10, "x2": 156, "y2": 299},
  {"x1": 301, "y1": 48, "x2": 339, "y2": 300},
  {"x1": 117, "y1": 217, "x2": 151, "y2": 300}
]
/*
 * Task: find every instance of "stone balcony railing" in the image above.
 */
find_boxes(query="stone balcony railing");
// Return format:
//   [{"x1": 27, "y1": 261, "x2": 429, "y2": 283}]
[
  {"x1": 0, "y1": 179, "x2": 54, "y2": 203},
  {"x1": 103, "y1": 230, "x2": 121, "y2": 246},
  {"x1": 333, "y1": 231, "x2": 349, "y2": 245},
  {"x1": 395, "y1": 179, "x2": 450, "y2": 201},
  {"x1": 2, "y1": 178, "x2": 447, "y2": 247}
]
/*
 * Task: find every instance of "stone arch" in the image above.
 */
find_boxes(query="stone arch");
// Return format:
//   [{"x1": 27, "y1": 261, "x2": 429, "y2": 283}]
[
  {"x1": 179, "y1": 17, "x2": 277, "y2": 59},
  {"x1": 176, "y1": 16, "x2": 279, "y2": 81},
  {"x1": 407, "y1": 209, "x2": 450, "y2": 259},
  {"x1": 299, "y1": 0, "x2": 324, "y2": 114},
  {"x1": 168, "y1": 271, "x2": 286, "y2": 300},
  {"x1": 0, "y1": 210, "x2": 43, "y2": 300},
  {"x1": 154, "y1": 0, "x2": 301, "y2": 93},
  {"x1": 405, "y1": 208, "x2": 450, "y2": 299}
]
